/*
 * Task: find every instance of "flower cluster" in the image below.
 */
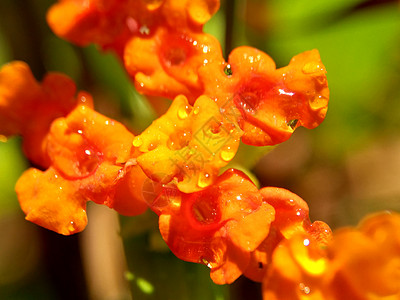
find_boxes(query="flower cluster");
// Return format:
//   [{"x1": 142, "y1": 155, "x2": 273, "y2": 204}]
[
  {"x1": 263, "y1": 212, "x2": 400, "y2": 300},
  {"x1": 1, "y1": 0, "x2": 399, "y2": 298}
]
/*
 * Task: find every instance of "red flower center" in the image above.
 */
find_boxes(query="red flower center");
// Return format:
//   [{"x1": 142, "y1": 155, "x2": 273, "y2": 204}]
[
  {"x1": 184, "y1": 188, "x2": 222, "y2": 231},
  {"x1": 233, "y1": 76, "x2": 272, "y2": 115},
  {"x1": 159, "y1": 32, "x2": 196, "y2": 69}
]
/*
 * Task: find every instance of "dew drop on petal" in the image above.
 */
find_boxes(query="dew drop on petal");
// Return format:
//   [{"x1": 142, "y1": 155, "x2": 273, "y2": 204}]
[
  {"x1": 178, "y1": 105, "x2": 189, "y2": 120},
  {"x1": 200, "y1": 257, "x2": 213, "y2": 268},
  {"x1": 133, "y1": 136, "x2": 143, "y2": 148},
  {"x1": 287, "y1": 119, "x2": 298, "y2": 130},
  {"x1": 299, "y1": 283, "x2": 311, "y2": 295},
  {"x1": 139, "y1": 25, "x2": 150, "y2": 35},
  {"x1": 197, "y1": 172, "x2": 212, "y2": 188},
  {"x1": 224, "y1": 64, "x2": 232, "y2": 76},
  {"x1": 78, "y1": 147, "x2": 102, "y2": 176},
  {"x1": 68, "y1": 221, "x2": 75, "y2": 232},
  {"x1": 302, "y1": 62, "x2": 324, "y2": 75},
  {"x1": 220, "y1": 146, "x2": 235, "y2": 162}
]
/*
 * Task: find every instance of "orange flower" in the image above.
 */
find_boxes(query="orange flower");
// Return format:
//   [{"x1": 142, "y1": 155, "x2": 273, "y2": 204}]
[
  {"x1": 124, "y1": 27, "x2": 224, "y2": 102},
  {"x1": 262, "y1": 232, "x2": 329, "y2": 300},
  {"x1": 0, "y1": 61, "x2": 78, "y2": 167},
  {"x1": 262, "y1": 212, "x2": 400, "y2": 300},
  {"x1": 200, "y1": 47, "x2": 329, "y2": 146},
  {"x1": 163, "y1": 0, "x2": 220, "y2": 30},
  {"x1": 244, "y1": 187, "x2": 332, "y2": 282},
  {"x1": 327, "y1": 212, "x2": 400, "y2": 299},
  {"x1": 47, "y1": 0, "x2": 133, "y2": 55},
  {"x1": 47, "y1": 0, "x2": 220, "y2": 55},
  {"x1": 133, "y1": 94, "x2": 242, "y2": 193},
  {"x1": 16, "y1": 167, "x2": 88, "y2": 235},
  {"x1": 16, "y1": 103, "x2": 148, "y2": 235},
  {"x1": 154, "y1": 169, "x2": 275, "y2": 284}
]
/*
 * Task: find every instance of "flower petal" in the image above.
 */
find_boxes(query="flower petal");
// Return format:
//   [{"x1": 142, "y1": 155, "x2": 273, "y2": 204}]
[
  {"x1": 0, "y1": 61, "x2": 78, "y2": 166},
  {"x1": 156, "y1": 169, "x2": 274, "y2": 284},
  {"x1": 135, "y1": 95, "x2": 242, "y2": 193},
  {"x1": 16, "y1": 168, "x2": 87, "y2": 235}
]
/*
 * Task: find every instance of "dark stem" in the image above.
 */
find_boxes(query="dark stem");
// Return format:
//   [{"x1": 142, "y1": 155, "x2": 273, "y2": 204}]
[{"x1": 224, "y1": 0, "x2": 236, "y2": 57}]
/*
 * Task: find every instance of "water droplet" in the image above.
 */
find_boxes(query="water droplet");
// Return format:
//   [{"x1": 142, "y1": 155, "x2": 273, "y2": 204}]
[
  {"x1": 220, "y1": 147, "x2": 235, "y2": 162},
  {"x1": 148, "y1": 143, "x2": 157, "y2": 151},
  {"x1": 193, "y1": 106, "x2": 200, "y2": 115},
  {"x1": 278, "y1": 88, "x2": 294, "y2": 96},
  {"x1": 166, "y1": 130, "x2": 191, "y2": 150},
  {"x1": 133, "y1": 137, "x2": 143, "y2": 148},
  {"x1": 287, "y1": 119, "x2": 298, "y2": 130},
  {"x1": 309, "y1": 95, "x2": 327, "y2": 110},
  {"x1": 167, "y1": 139, "x2": 176, "y2": 150},
  {"x1": 197, "y1": 172, "x2": 212, "y2": 188},
  {"x1": 200, "y1": 257, "x2": 213, "y2": 268},
  {"x1": 224, "y1": 64, "x2": 232, "y2": 76},
  {"x1": 299, "y1": 283, "x2": 311, "y2": 295},
  {"x1": 235, "y1": 92, "x2": 259, "y2": 114},
  {"x1": 303, "y1": 239, "x2": 310, "y2": 246},
  {"x1": 302, "y1": 62, "x2": 324, "y2": 74},
  {"x1": 78, "y1": 147, "x2": 102, "y2": 176},
  {"x1": 68, "y1": 221, "x2": 75, "y2": 232},
  {"x1": 139, "y1": 25, "x2": 150, "y2": 35},
  {"x1": 178, "y1": 105, "x2": 189, "y2": 120}
]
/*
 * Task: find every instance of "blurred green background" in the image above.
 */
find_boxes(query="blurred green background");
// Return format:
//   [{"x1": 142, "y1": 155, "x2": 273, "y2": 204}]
[{"x1": 0, "y1": 0, "x2": 399, "y2": 299}]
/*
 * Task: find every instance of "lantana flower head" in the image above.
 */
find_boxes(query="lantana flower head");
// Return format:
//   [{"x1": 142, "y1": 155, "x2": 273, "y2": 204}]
[
  {"x1": 262, "y1": 212, "x2": 400, "y2": 300},
  {"x1": 47, "y1": 0, "x2": 220, "y2": 55},
  {"x1": 243, "y1": 187, "x2": 332, "y2": 283},
  {"x1": 0, "y1": 61, "x2": 78, "y2": 167},
  {"x1": 153, "y1": 169, "x2": 275, "y2": 284},
  {"x1": 200, "y1": 47, "x2": 329, "y2": 146},
  {"x1": 327, "y1": 212, "x2": 400, "y2": 299},
  {"x1": 47, "y1": 0, "x2": 131, "y2": 54},
  {"x1": 124, "y1": 27, "x2": 224, "y2": 102},
  {"x1": 262, "y1": 232, "x2": 329, "y2": 300},
  {"x1": 16, "y1": 102, "x2": 149, "y2": 235}
]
